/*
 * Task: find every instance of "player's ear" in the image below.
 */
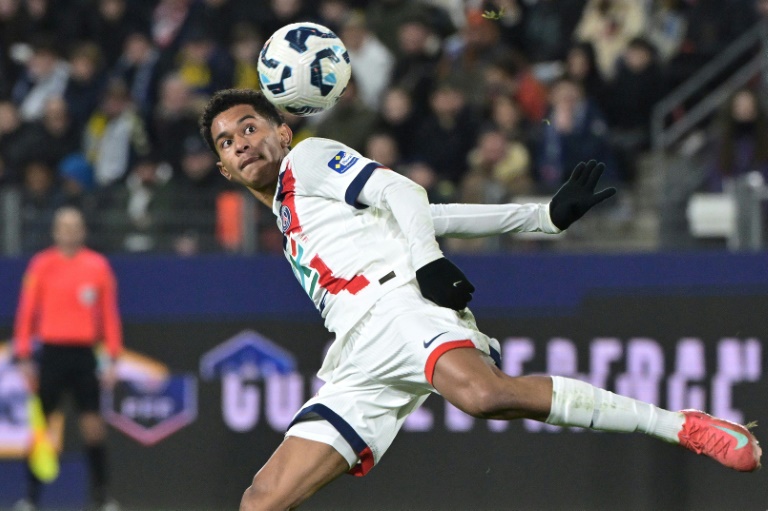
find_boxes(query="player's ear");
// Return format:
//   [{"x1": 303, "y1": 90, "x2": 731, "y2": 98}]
[
  {"x1": 279, "y1": 124, "x2": 293, "y2": 148},
  {"x1": 217, "y1": 161, "x2": 231, "y2": 180}
]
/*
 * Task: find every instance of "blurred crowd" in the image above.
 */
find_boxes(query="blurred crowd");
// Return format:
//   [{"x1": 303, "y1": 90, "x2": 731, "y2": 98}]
[{"x1": 1, "y1": 0, "x2": 767, "y2": 255}]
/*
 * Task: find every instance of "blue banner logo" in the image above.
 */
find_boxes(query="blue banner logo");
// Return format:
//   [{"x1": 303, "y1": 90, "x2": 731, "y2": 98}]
[{"x1": 327, "y1": 151, "x2": 358, "y2": 174}]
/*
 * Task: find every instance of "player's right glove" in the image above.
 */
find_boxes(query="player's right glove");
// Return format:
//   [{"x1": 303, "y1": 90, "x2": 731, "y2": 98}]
[
  {"x1": 416, "y1": 257, "x2": 475, "y2": 311},
  {"x1": 549, "y1": 160, "x2": 617, "y2": 230}
]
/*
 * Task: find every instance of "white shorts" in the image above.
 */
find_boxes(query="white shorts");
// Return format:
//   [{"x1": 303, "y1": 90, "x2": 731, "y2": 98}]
[{"x1": 285, "y1": 281, "x2": 501, "y2": 476}]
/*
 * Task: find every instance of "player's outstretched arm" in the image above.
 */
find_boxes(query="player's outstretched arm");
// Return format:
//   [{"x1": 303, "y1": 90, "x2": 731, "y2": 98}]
[
  {"x1": 430, "y1": 160, "x2": 616, "y2": 238},
  {"x1": 548, "y1": 160, "x2": 617, "y2": 230}
]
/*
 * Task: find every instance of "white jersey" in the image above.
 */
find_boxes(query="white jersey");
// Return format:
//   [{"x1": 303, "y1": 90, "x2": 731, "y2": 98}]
[{"x1": 273, "y1": 138, "x2": 416, "y2": 337}]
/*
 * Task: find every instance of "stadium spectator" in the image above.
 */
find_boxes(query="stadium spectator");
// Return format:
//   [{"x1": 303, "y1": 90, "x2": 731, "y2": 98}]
[
  {"x1": 169, "y1": 134, "x2": 226, "y2": 255},
  {"x1": 58, "y1": 153, "x2": 97, "y2": 211},
  {"x1": 464, "y1": 127, "x2": 534, "y2": 200},
  {"x1": 563, "y1": 41, "x2": 608, "y2": 110},
  {"x1": 447, "y1": 128, "x2": 533, "y2": 253},
  {"x1": 485, "y1": 94, "x2": 537, "y2": 152},
  {"x1": 258, "y1": 0, "x2": 317, "y2": 43},
  {"x1": 11, "y1": 37, "x2": 69, "y2": 122},
  {"x1": 13, "y1": 206, "x2": 123, "y2": 511},
  {"x1": 519, "y1": 0, "x2": 587, "y2": 65},
  {"x1": 317, "y1": 0, "x2": 353, "y2": 33},
  {"x1": 151, "y1": 73, "x2": 202, "y2": 175},
  {"x1": 375, "y1": 86, "x2": 421, "y2": 161},
  {"x1": 18, "y1": 160, "x2": 64, "y2": 253},
  {"x1": 645, "y1": 0, "x2": 688, "y2": 64},
  {"x1": 184, "y1": 0, "x2": 244, "y2": 47},
  {"x1": 151, "y1": 0, "x2": 192, "y2": 48},
  {"x1": 483, "y1": 51, "x2": 549, "y2": 123},
  {"x1": 389, "y1": 13, "x2": 443, "y2": 117},
  {"x1": 364, "y1": 131, "x2": 401, "y2": 171},
  {"x1": 63, "y1": 43, "x2": 108, "y2": 134},
  {"x1": 13, "y1": 97, "x2": 80, "y2": 171},
  {"x1": 602, "y1": 37, "x2": 666, "y2": 183},
  {"x1": 66, "y1": 0, "x2": 149, "y2": 70},
  {"x1": 83, "y1": 79, "x2": 152, "y2": 187},
  {"x1": 365, "y1": 0, "x2": 432, "y2": 55},
  {"x1": 340, "y1": 10, "x2": 395, "y2": 111},
  {"x1": 110, "y1": 30, "x2": 163, "y2": 123},
  {"x1": 228, "y1": 23, "x2": 263, "y2": 91},
  {"x1": 0, "y1": 0, "x2": 27, "y2": 97},
  {"x1": 574, "y1": 0, "x2": 648, "y2": 80},
  {"x1": 664, "y1": 0, "x2": 757, "y2": 93},
  {"x1": 413, "y1": 80, "x2": 480, "y2": 185},
  {"x1": 99, "y1": 154, "x2": 175, "y2": 253},
  {"x1": 481, "y1": 0, "x2": 527, "y2": 53},
  {"x1": 0, "y1": 100, "x2": 27, "y2": 184},
  {"x1": 314, "y1": 77, "x2": 378, "y2": 153},
  {"x1": 535, "y1": 76, "x2": 616, "y2": 193},
  {"x1": 438, "y1": 8, "x2": 510, "y2": 109},
  {"x1": 704, "y1": 87, "x2": 768, "y2": 192},
  {"x1": 400, "y1": 159, "x2": 456, "y2": 203},
  {"x1": 23, "y1": 0, "x2": 57, "y2": 41},
  {"x1": 172, "y1": 28, "x2": 233, "y2": 97}
]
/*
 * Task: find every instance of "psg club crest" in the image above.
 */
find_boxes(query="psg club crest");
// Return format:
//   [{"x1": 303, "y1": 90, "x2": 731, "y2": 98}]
[{"x1": 280, "y1": 205, "x2": 292, "y2": 233}]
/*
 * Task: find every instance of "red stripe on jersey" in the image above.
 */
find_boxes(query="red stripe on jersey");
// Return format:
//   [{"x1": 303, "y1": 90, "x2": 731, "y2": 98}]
[
  {"x1": 349, "y1": 446, "x2": 375, "y2": 477},
  {"x1": 280, "y1": 163, "x2": 301, "y2": 235},
  {"x1": 309, "y1": 255, "x2": 369, "y2": 295},
  {"x1": 424, "y1": 340, "x2": 475, "y2": 386}
]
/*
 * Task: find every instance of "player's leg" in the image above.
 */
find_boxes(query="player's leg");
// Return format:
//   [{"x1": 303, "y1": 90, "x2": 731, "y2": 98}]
[
  {"x1": 73, "y1": 347, "x2": 112, "y2": 508},
  {"x1": 240, "y1": 436, "x2": 349, "y2": 511},
  {"x1": 431, "y1": 347, "x2": 761, "y2": 472},
  {"x1": 20, "y1": 346, "x2": 65, "y2": 509}
]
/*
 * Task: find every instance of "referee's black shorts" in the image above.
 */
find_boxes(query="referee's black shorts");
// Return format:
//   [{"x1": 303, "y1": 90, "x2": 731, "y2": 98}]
[{"x1": 37, "y1": 344, "x2": 100, "y2": 415}]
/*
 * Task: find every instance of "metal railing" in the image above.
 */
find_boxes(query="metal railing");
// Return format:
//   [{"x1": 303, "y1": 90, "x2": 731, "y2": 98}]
[
  {"x1": 651, "y1": 19, "x2": 768, "y2": 152},
  {"x1": 651, "y1": 19, "x2": 768, "y2": 251},
  {"x1": 0, "y1": 186, "x2": 261, "y2": 257}
]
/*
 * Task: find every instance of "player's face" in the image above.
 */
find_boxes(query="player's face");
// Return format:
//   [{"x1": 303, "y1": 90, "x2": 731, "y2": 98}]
[{"x1": 212, "y1": 104, "x2": 292, "y2": 192}]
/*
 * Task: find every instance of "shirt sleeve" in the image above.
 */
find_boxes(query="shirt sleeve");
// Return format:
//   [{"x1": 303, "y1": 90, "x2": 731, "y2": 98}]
[
  {"x1": 13, "y1": 255, "x2": 44, "y2": 359},
  {"x1": 357, "y1": 168, "x2": 443, "y2": 269},
  {"x1": 99, "y1": 260, "x2": 123, "y2": 359},
  {"x1": 284, "y1": 138, "x2": 383, "y2": 208},
  {"x1": 431, "y1": 203, "x2": 562, "y2": 238}
]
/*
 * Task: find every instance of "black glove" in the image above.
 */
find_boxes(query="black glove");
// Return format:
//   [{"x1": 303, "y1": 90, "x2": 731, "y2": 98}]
[
  {"x1": 549, "y1": 160, "x2": 617, "y2": 230},
  {"x1": 416, "y1": 257, "x2": 475, "y2": 311}
]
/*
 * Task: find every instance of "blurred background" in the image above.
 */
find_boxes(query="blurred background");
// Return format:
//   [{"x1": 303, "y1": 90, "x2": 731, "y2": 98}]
[{"x1": 0, "y1": 0, "x2": 767, "y2": 510}]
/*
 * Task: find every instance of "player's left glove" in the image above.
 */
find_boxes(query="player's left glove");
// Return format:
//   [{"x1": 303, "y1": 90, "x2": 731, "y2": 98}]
[
  {"x1": 416, "y1": 257, "x2": 475, "y2": 311},
  {"x1": 549, "y1": 160, "x2": 617, "y2": 231}
]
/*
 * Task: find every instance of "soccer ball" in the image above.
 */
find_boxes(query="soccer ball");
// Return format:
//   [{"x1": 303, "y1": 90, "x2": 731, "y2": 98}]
[{"x1": 258, "y1": 22, "x2": 352, "y2": 117}]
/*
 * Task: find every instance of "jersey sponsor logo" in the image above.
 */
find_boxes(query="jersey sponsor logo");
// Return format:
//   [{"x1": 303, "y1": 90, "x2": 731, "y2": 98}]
[
  {"x1": 280, "y1": 205, "x2": 292, "y2": 233},
  {"x1": 328, "y1": 151, "x2": 358, "y2": 174}
]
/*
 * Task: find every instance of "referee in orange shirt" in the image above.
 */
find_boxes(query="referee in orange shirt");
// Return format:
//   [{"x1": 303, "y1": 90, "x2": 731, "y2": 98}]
[{"x1": 13, "y1": 206, "x2": 123, "y2": 511}]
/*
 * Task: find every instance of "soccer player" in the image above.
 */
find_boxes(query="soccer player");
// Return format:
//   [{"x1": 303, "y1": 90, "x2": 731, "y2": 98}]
[
  {"x1": 13, "y1": 206, "x2": 122, "y2": 511},
  {"x1": 199, "y1": 89, "x2": 761, "y2": 511}
]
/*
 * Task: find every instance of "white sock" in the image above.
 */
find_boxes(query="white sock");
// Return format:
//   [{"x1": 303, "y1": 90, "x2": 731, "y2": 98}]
[{"x1": 545, "y1": 376, "x2": 685, "y2": 443}]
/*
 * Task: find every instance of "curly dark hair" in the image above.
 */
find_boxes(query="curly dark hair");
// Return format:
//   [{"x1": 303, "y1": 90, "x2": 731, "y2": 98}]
[{"x1": 199, "y1": 89, "x2": 284, "y2": 155}]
